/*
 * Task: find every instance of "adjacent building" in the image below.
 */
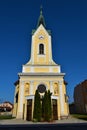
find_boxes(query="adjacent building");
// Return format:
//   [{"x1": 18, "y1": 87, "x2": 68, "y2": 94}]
[
  {"x1": 12, "y1": 8, "x2": 69, "y2": 121},
  {"x1": 0, "y1": 101, "x2": 13, "y2": 112},
  {"x1": 74, "y1": 80, "x2": 87, "y2": 114}
]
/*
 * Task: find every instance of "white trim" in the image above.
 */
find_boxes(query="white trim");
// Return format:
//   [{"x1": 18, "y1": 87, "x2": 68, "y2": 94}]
[
  {"x1": 18, "y1": 72, "x2": 65, "y2": 76},
  {"x1": 25, "y1": 95, "x2": 34, "y2": 100},
  {"x1": 51, "y1": 95, "x2": 58, "y2": 99},
  {"x1": 22, "y1": 66, "x2": 25, "y2": 72},
  {"x1": 50, "y1": 35, "x2": 52, "y2": 61},
  {"x1": 20, "y1": 79, "x2": 63, "y2": 83},
  {"x1": 30, "y1": 66, "x2": 34, "y2": 72},
  {"x1": 50, "y1": 81, "x2": 54, "y2": 93},
  {"x1": 38, "y1": 54, "x2": 46, "y2": 57},
  {"x1": 32, "y1": 35, "x2": 34, "y2": 64},
  {"x1": 49, "y1": 35, "x2": 52, "y2": 63},
  {"x1": 17, "y1": 81, "x2": 24, "y2": 119},
  {"x1": 49, "y1": 67, "x2": 53, "y2": 72},
  {"x1": 23, "y1": 64, "x2": 59, "y2": 67},
  {"x1": 22, "y1": 65, "x2": 60, "y2": 73},
  {"x1": 19, "y1": 82, "x2": 24, "y2": 112}
]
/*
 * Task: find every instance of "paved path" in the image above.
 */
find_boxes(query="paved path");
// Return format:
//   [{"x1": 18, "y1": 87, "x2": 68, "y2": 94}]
[{"x1": 0, "y1": 116, "x2": 87, "y2": 125}]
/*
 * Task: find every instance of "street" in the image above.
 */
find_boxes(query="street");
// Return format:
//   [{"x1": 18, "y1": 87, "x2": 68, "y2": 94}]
[{"x1": 0, "y1": 123, "x2": 87, "y2": 130}]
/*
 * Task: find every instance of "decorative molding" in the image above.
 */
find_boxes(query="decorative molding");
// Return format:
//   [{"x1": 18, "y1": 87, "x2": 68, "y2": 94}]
[
  {"x1": 25, "y1": 95, "x2": 34, "y2": 100},
  {"x1": 23, "y1": 64, "x2": 59, "y2": 67},
  {"x1": 18, "y1": 72, "x2": 65, "y2": 76},
  {"x1": 51, "y1": 95, "x2": 58, "y2": 99}
]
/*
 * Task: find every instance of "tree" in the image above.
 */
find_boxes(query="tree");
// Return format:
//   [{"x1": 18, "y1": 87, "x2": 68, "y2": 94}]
[
  {"x1": 42, "y1": 90, "x2": 52, "y2": 121},
  {"x1": 33, "y1": 89, "x2": 42, "y2": 121},
  {"x1": 47, "y1": 90, "x2": 52, "y2": 121},
  {"x1": 42, "y1": 95, "x2": 45, "y2": 119},
  {"x1": 43, "y1": 90, "x2": 48, "y2": 121}
]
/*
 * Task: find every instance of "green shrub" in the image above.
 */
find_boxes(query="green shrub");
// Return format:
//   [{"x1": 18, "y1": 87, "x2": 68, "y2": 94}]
[
  {"x1": 0, "y1": 115, "x2": 15, "y2": 120},
  {"x1": 33, "y1": 90, "x2": 42, "y2": 122}
]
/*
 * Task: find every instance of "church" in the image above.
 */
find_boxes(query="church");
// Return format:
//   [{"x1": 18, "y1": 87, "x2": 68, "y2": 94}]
[{"x1": 12, "y1": 8, "x2": 69, "y2": 121}]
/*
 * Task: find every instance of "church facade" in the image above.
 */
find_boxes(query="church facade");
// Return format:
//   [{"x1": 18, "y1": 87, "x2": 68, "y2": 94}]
[{"x1": 12, "y1": 9, "x2": 69, "y2": 121}]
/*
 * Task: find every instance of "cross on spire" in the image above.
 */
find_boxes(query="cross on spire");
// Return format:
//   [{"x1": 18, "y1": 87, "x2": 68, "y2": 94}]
[
  {"x1": 37, "y1": 6, "x2": 46, "y2": 28},
  {"x1": 40, "y1": 5, "x2": 43, "y2": 15}
]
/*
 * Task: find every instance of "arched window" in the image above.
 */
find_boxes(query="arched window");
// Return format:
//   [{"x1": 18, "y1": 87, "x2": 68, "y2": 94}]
[
  {"x1": 25, "y1": 83, "x2": 29, "y2": 95},
  {"x1": 39, "y1": 44, "x2": 44, "y2": 54}
]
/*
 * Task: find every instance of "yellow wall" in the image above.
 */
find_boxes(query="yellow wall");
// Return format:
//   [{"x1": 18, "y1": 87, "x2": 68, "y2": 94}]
[
  {"x1": 32, "y1": 26, "x2": 51, "y2": 65},
  {"x1": 24, "y1": 68, "x2": 30, "y2": 72},
  {"x1": 53, "y1": 68, "x2": 58, "y2": 72},
  {"x1": 12, "y1": 103, "x2": 18, "y2": 117},
  {"x1": 34, "y1": 68, "x2": 49, "y2": 72}
]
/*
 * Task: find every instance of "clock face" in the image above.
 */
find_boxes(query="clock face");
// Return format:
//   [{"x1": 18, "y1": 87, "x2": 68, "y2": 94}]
[
  {"x1": 39, "y1": 35, "x2": 44, "y2": 39},
  {"x1": 37, "y1": 84, "x2": 46, "y2": 93}
]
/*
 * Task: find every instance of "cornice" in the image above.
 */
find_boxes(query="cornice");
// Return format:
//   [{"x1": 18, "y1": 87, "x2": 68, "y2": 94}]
[{"x1": 18, "y1": 72, "x2": 65, "y2": 77}]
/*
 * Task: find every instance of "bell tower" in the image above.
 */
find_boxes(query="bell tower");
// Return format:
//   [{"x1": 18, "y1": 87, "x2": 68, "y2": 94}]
[{"x1": 27, "y1": 7, "x2": 55, "y2": 65}]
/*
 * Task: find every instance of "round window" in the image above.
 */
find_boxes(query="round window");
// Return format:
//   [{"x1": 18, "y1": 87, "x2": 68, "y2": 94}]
[{"x1": 37, "y1": 84, "x2": 46, "y2": 93}]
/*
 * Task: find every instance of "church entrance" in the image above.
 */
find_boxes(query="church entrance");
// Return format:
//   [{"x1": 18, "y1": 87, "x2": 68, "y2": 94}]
[
  {"x1": 52, "y1": 99, "x2": 58, "y2": 120},
  {"x1": 26, "y1": 99, "x2": 32, "y2": 121}
]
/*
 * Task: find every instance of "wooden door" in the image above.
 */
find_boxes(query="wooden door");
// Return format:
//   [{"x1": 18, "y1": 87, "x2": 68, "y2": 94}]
[
  {"x1": 23, "y1": 104, "x2": 25, "y2": 119},
  {"x1": 52, "y1": 99, "x2": 58, "y2": 120},
  {"x1": 26, "y1": 99, "x2": 32, "y2": 121}
]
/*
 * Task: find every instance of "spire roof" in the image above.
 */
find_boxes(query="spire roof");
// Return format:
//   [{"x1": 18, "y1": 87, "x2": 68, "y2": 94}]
[
  {"x1": 37, "y1": 6, "x2": 46, "y2": 28},
  {"x1": 32, "y1": 6, "x2": 51, "y2": 35}
]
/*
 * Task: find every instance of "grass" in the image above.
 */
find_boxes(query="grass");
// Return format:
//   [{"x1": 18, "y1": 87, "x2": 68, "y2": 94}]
[
  {"x1": 71, "y1": 114, "x2": 87, "y2": 121},
  {"x1": 0, "y1": 115, "x2": 15, "y2": 120}
]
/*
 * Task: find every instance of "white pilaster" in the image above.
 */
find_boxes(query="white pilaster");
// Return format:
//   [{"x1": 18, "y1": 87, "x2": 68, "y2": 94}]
[
  {"x1": 30, "y1": 66, "x2": 34, "y2": 72},
  {"x1": 50, "y1": 81, "x2": 54, "y2": 94},
  {"x1": 49, "y1": 67, "x2": 53, "y2": 72},
  {"x1": 30, "y1": 81, "x2": 33, "y2": 95},
  {"x1": 49, "y1": 35, "x2": 52, "y2": 63},
  {"x1": 31, "y1": 36, "x2": 34, "y2": 64},
  {"x1": 17, "y1": 81, "x2": 24, "y2": 119},
  {"x1": 24, "y1": 99, "x2": 27, "y2": 120},
  {"x1": 59, "y1": 80, "x2": 64, "y2": 116}
]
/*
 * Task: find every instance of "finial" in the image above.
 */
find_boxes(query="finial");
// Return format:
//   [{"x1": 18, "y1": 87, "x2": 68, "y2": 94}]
[
  {"x1": 37, "y1": 5, "x2": 46, "y2": 28},
  {"x1": 40, "y1": 5, "x2": 43, "y2": 15}
]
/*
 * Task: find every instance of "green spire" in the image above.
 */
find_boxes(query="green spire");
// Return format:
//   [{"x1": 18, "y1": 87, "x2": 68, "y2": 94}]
[{"x1": 37, "y1": 6, "x2": 46, "y2": 28}]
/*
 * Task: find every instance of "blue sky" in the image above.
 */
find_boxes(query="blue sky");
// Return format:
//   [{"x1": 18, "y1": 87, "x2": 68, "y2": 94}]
[{"x1": 0, "y1": 0, "x2": 87, "y2": 104}]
